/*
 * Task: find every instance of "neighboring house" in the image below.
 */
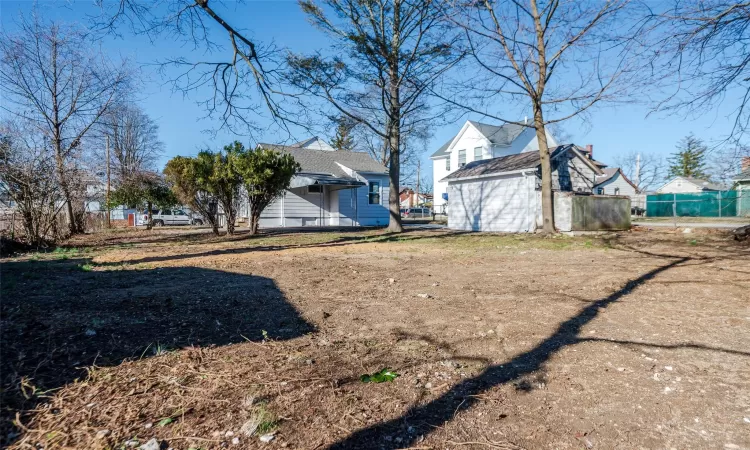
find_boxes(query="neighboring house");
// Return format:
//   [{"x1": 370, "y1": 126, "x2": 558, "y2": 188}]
[
  {"x1": 657, "y1": 176, "x2": 725, "y2": 193},
  {"x1": 250, "y1": 137, "x2": 390, "y2": 228},
  {"x1": 594, "y1": 168, "x2": 638, "y2": 196},
  {"x1": 442, "y1": 144, "x2": 603, "y2": 232},
  {"x1": 733, "y1": 157, "x2": 750, "y2": 217},
  {"x1": 399, "y1": 187, "x2": 431, "y2": 209},
  {"x1": 431, "y1": 120, "x2": 558, "y2": 213}
]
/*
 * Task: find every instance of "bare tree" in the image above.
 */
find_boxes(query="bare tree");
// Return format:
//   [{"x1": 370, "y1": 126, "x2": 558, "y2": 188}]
[
  {"x1": 655, "y1": 1, "x2": 750, "y2": 140},
  {"x1": 710, "y1": 143, "x2": 750, "y2": 187},
  {"x1": 441, "y1": 0, "x2": 644, "y2": 233},
  {"x1": 0, "y1": 15, "x2": 130, "y2": 235},
  {"x1": 286, "y1": 0, "x2": 462, "y2": 232},
  {"x1": 613, "y1": 150, "x2": 665, "y2": 192},
  {"x1": 95, "y1": 0, "x2": 298, "y2": 137},
  {"x1": 0, "y1": 120, "x2": 66, "y2": 246},
  {"x1": 101, "y1": 103, "x2": 164, "y2": 182}
]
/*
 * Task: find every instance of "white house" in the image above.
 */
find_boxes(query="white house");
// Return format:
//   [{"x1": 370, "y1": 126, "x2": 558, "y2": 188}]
[
  {"x1": 442, "y1": 145, "x2": 603, "y2": 232},
  {"x1": 431, "y1": 120, "x2": 558, "y2": 213},
  {"x1": 657, "y1": 176, "x2": 725, "y2": 194},
  {"x1": 249, "y1": 137, "x2": 390, "y2": 228}
]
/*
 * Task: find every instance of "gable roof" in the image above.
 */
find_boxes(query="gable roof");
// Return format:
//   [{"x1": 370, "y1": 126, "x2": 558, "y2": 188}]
[
  {"x1": 594, "y1": 168, "x2": 639, "y2": 191},
  {"x1": 658, "y1": 176, "x2": 725, "y2": 192},
  {"x1": 430, "y1": 121, "x2": 530, "y2": 158},
  {"x1": 442, "y1": 144, "x2": 601, "y2": 181},
  {"x1": 292, "y1": 136, "x2": 335, "y2": 151},
  {"x1": 430, "y1": 138, "x2": 453, "y2": 158},
  {"x1": 468, "y1": 121, "x2": 527, "y2": 146},
  {"x1": 257, "y1": 142, "x2": 386, "y2": 178}
]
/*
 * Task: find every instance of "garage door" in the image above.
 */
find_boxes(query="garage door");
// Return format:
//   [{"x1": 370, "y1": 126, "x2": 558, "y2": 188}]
[{"x1": 447, "y1": 174, "x2": 536, "y2": 232}]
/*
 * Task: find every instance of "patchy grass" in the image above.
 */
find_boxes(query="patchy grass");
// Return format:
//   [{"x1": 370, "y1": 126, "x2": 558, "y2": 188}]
[{"x1": 2, "y1": 227, "x2": 748, "y2": 449}]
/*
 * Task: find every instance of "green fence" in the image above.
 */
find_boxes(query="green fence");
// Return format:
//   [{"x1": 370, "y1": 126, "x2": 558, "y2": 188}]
[{"x1": 646, "y1": 191, "x2": 742, "y2": 217}]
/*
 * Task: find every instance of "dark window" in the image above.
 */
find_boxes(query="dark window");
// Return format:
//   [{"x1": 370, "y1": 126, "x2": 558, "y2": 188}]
[
  {"x1": 161, "y1": 210, "x2": 172, "y2": 215},
  {"x1": 308, "y1": 185, "x2": 322, "y2": 194},
  {"x1": 458, "y1": 149, "x2": 466, "y2": 167},
  {"x1": 368, "y1": 181, "x2": 380, "y2": 204},
  {"x1": 596, "y1": 188, "x2": 604, "y2": 195},
  {"x1": 614, "y1": 187, "x2": 620, "y2": 195},
  {"x1": 445, "y1": 158, "x2": 450, "y2": 171}
]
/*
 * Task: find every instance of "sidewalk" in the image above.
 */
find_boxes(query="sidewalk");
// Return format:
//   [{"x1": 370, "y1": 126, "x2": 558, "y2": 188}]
[{"x1": 633, "y1": 221, "x2": 748, "y2": 229}]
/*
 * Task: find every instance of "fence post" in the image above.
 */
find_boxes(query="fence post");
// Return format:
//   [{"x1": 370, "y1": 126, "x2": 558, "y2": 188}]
[
  {"x1": 718, "y1": 192, "x2": 722, "y2": 218},
  {"x1": 672, "y1": 193, "x2": 677, "y2": 228}
]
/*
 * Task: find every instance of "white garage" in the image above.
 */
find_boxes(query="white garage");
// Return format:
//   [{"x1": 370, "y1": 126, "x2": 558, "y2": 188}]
[{"x1": 442, "y1": 146, "x2": 602, "y2": 232}]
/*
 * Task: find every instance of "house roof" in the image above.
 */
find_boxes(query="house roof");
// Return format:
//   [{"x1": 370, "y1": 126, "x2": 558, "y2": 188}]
[
  {"x1": 594, "y1": 168, "x2": 639, "y2": 191},
  {"x1": 257, "y1": 143, "x2": 387, "y2": 178},
  {"x1": 733, "y1": 168, "x2": 750, "y2": 182},
  {"x1": 292, "y1": 136, "x2": 335, "y2": 151},
  {"x1": 657, "y1": 176, "x2": 725, "y2": 192},
  {"x1": 430, "y1": 121, "x2": 529, "y2": 158},
  {"x1": 430, "y1": 138, "x2": 453, "y2": 158},
  {"x1": 469, "y1": 121, "x2": 527, "y2": 146},
  {"x1": 442, "y1": 144, "x2": 600, "y2": 181}
]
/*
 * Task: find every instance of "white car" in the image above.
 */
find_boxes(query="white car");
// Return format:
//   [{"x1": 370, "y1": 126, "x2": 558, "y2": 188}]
[{"x1": 142, "y1": 209, "x2": 204, "y2": 226}]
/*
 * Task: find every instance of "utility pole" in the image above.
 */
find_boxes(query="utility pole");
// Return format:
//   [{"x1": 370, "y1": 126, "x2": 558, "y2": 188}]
[
  {"x1": 635, "y1": 153, "x2": 641, "y2": 192},
  {"x1": 416, "y1": 160, "x2": 420, "y2": 209},
  {"x1": 106, "y1": 135, "x2": 111, "y2": 228}
]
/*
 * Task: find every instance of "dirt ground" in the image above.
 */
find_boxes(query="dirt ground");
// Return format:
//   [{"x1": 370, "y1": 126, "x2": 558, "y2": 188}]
[{"x1": 1, "y1": 227, "x2": 749, "y2": 449}]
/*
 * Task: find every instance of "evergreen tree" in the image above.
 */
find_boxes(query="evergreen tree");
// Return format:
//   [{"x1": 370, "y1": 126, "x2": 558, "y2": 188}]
[
  {"x1": 330, "y1": 117, "x2": 357, "y2": 151},
  {"x1": 668, "y1": 134, "x2": 710, "y2": 179}
]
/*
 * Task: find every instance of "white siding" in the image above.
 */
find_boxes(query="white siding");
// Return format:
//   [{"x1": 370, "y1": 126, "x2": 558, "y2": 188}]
[
  {"x1": 595, "y1": 172, "x2": 637, "y2": 197},
  {"x1": 491, "y1": 128, "x2": 558, "y2": 158},
  {"x1": 657, "y1": 177, "x2": 704, "y2": 193},
  {"x1": 447, "y1": 173, "x2": 536, "y2": 232},
  {"x1": 259, "y1": 186, "x2": 325, "y2": 227},
  {"x1": 432, "y1": 156, "x2": 450, "y2": 210}
]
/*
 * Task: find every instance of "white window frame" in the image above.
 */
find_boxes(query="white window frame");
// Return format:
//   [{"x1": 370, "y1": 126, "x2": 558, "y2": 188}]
[
  {"x1": 473, "y1": 147, "x2": 482, "y2": 161},
  {"x1": 368, "y1": 181, "x2": 381, "y2": 204},
  {"x1": 458, "y1": 149, "x2": 466, "y2": 167},
  {"x1": 445, "y1": 158, "x2": 450, "y2": 171}
]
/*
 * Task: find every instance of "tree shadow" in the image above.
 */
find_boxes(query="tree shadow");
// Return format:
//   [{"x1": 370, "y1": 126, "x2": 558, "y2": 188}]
[
  {"x1": 94, "y1": 230, "x2": 472, "y2": 267},
  {"x1": 327, "y1": 256, "x2": 691, "y2": 449},
  {"x1": 0, "y1": 257, "x2": 315, "y2": 445}
]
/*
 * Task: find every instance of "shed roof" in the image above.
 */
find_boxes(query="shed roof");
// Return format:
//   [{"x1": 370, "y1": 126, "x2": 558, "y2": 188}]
[{"x1": 442, "y1": 145, "x2": 602, "y2": 181}]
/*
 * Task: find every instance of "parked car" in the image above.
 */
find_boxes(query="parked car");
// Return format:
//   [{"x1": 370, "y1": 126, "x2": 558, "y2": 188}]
[
  {"x1": 142, "y1": 209, "x2": 204, "y2": 226},
  {"x1": 402, "y1": 207, "x2": 432, "y2": 218}
]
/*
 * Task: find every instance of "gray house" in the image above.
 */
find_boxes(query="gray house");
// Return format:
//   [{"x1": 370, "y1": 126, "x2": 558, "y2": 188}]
[{"x1": 248, "y1": 137, "x2": 390, "y2": 228}]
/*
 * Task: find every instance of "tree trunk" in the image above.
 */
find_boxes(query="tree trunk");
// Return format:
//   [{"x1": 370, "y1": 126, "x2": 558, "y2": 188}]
[
  {"x1": 386, "y1": 0, "x2": 403, "y2": 233},
  {"x1": 146, "y1": 200, "x2": 153, "y2": 230},
  {"x1": 211, "y1": 219, "x2": 219, "y2": 236},
  {"x1": 534, "y1": 111, "x2": 555, "y2": 234},
  {"x1": 250, "y1": 208, "x2": 261, "y2": 235},
  {"x1": 226, "y1": 204, "x2": 236, "y2": 235}
]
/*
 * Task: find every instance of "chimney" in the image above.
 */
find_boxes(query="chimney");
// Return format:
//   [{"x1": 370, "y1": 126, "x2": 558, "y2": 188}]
[
  {"x1": 742, "y1": 156, "x2": 750, "y2": 172},
  {"x1": 585, "y1": 144, "x2": 593, "y2": 157}
]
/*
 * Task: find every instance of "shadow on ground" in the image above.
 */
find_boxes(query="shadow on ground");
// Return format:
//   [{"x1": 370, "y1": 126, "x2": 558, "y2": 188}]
[
  {"x1": 0, "y1": 257, "x2": 314, "y2": 445},
  {"x1": 326, "y1": 247, "x2": 748, "y2": 449}
]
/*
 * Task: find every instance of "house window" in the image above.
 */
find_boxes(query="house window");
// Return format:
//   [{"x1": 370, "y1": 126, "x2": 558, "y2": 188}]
[
  {"x1": 614, "y1": 187, "x2": 620, "y2": 195},
  {"x1": 368, "y1": 181, "x2": 380, "y2": 204},
  {"x1": 458, "y1": 149, "x2": 466, "y2": 167},
  {"x1": 597, "y1": 188, "x2": 604, "y2": 195},
  {"x1": 474, "y1": 147, "x2": 482, "y2": 161},
  {"x1": 308, "y1": 185, "x2": 322, "y2": 194},
  {"x1": 445, "y1": 158, "x2": 450, "y2": 171}
]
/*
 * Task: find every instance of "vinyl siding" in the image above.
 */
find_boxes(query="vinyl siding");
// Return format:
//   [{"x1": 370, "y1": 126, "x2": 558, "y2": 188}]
[
  {"x1": 447, "y1": 173, "x2": 536, "y2": 232},
  {"x1": 595, "y1": 172, "x2": 637, "y2": 197},
  {"x1": 548, "y1": 155, "x2": 597, "y2": 193}
]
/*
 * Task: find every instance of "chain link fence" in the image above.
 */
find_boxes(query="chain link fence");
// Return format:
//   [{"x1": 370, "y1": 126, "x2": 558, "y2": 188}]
[{"x1": 646, "y1": 191, "x2": 749, "y2": 218}]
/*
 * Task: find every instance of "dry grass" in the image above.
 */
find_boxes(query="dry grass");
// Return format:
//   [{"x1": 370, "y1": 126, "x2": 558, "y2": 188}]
[{"x1": 2, "y1": 227, "x2": 749, "y2": 449}]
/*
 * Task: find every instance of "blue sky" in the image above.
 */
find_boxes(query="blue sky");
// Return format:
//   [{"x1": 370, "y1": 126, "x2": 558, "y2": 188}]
[{"x1": 1, "y1": 0, "x2": 742, "y2": 184}]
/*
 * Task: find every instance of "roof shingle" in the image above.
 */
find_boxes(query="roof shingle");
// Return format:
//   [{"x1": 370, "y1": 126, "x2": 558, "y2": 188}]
[{"x1": 257, "y1": 143, "x2": 387, "y2": 178}]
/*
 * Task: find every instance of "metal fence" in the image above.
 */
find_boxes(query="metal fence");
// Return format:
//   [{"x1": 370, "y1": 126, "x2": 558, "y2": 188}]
[{"x1": 646, "y1": 191, "x2": 749, "y2": 218}]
